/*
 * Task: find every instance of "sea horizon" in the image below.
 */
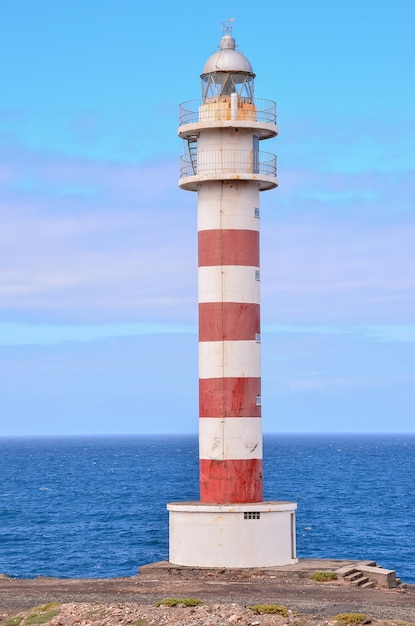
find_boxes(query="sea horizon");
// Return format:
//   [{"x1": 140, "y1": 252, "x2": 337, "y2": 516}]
[{"x1": 1, "y1": 433, "x2": 414, "y2": 582}]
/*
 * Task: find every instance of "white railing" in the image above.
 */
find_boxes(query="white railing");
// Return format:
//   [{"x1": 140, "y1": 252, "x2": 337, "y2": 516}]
[
  {"x1": 179, "y1": 98, "x2": 276, "y2": 126},
  {"x1": 180, "y1": 149, "x2": 277, "y2": 179}
]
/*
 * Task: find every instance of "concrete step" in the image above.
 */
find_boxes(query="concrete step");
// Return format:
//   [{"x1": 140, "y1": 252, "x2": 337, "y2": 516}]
[
  {"x1": 357, "y1": 564, "x2": 397, "y2": 588},
  {"x1": 342, "y1": 570, "x2": 376, "y2": 589},
  {"x1": 336, "y1": 566, "x2": 359, "y2": 578},
  {"x1": 350, "y1": 575, "x2": 370, "y2": 587},
  {"x1": 335, "y1": 561, "x2": 376, "y2": 578},
  {"x1": 361, "y1": 580, "x2": 375, "y2": 589},
  {"x1": 335, "y1": 560, "x2": 405, "y2": 590},
  {"x1": 396, "y1": 579, "x2": 407, "y2": 589}
]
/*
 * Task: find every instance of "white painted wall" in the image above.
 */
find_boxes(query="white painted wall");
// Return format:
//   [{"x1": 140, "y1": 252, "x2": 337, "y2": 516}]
[
  {"x1": 199, "y1": 417, "x2": 263, "y2": 460},
  {"x1": 198, "y1": 266, "x2": 260, "y2": 304},
  {"x1": 199, "y1": 340, "x2": 261, "y2": 379},
  {"x1": 198, "y1": 181, "x2": 260, "y2": 232},
  {"x1": 168, "y1": 502, "x2": 298, "y2": 568}
]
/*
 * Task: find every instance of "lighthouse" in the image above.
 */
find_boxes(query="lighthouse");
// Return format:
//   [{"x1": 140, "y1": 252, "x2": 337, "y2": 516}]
[{"x1": 168, "y1": 25, "x2": 298, "y2": 568}]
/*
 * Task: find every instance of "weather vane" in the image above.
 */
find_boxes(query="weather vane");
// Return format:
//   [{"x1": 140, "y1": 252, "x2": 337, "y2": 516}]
[{"x1": 221, "y1": 16, "x2": 235, "y2": 36}]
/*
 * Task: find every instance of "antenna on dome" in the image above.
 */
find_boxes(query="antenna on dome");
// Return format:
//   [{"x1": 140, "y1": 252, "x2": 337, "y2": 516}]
[{"x1": 221, "y1": 16, "x2": 235, "y2": 36}]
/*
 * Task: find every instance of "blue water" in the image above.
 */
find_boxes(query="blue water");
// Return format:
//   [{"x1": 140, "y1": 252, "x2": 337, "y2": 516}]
[{"x1": 0, "y1": 434, "x2": 414, "y2": 582}]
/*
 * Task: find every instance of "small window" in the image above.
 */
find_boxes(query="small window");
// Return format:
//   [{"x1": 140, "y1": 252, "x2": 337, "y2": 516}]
[
  {"x1": 244, "y1": 512, "x2": 261, "y2": 520},
  {"x1": 254, "y1": 207, "x2": 260, "y2": 218},
  {"x1": 255, "y1": 333, "x2": 261, "y2": 343},
  {"x1": 256, "y1": 395, "x2": 262, "y2": 406},
  {"x1": 255, "y1": 270, "x2": 260, "y2": 281}
]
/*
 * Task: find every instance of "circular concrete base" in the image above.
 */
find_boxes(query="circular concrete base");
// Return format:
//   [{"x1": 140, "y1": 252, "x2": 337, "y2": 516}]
[{"x1": 168, "y1": 501, "x2": 298, "y2": 568}]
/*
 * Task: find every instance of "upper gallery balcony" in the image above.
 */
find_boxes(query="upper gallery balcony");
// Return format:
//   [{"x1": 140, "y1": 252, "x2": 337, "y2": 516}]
[{"x1": 178, "y1": 97, "x2": 278, "y2": 141}]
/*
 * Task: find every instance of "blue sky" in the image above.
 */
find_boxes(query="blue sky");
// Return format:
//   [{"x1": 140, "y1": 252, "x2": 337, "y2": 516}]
[{"x1": 1, "y1": 1, "x2": 414, "y2": 436}]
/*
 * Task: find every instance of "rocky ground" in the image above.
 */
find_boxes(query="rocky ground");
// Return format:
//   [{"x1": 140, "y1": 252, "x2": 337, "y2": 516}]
[
  {"x1": 0, "y1": 570, "x2": 414, "y2": 626},
  {"x1": 2, "y1": 597, "x2": 415, "y2": 626}
]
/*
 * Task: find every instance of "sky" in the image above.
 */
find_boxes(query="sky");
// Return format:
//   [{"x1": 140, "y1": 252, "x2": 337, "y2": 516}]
[{"x1": 0, "y1": 1, "x2": 414, "y2": 436}]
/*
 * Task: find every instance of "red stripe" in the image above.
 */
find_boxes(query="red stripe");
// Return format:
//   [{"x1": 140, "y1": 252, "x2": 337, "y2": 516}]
[
  {"x1": 199, "y1": 302, "x2": 260, "y2": 341},
  {"x1": 200, "y1": 458, "x2": 263, "y2": 503},
  {"x1": 199, "y1": 377, "x2": 261, "y2": 417},
  {"x1": 198, "y1": 229, "x2": 259, "y2": 267}
]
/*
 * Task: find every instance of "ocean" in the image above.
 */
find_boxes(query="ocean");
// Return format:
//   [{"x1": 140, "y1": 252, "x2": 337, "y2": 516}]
[{"x1": 0, "y1": 434, "x2": 414, "y2": 583}]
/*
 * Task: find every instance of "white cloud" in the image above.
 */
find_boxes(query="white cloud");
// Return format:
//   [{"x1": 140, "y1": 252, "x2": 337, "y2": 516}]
[
  {"x1": 261, "y1": 214, "x2": 415, "y2": 324},
  {"x1": 0, "y1": 144, "x2": 197, "y2": 323},
  {"x1": 1, "y1": 118, "x2": 414, "y2": 327}
]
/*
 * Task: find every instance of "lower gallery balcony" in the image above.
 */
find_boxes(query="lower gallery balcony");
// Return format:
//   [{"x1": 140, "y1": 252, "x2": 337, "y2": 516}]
[{"x1": 179, "y1": 149, "x2": 278, "y2": 191}]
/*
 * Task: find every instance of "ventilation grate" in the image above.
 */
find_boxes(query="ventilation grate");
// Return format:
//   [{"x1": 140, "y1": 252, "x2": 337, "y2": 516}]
[{"x1": 244, "y1": 512, "x2": 261, "y2": 520}]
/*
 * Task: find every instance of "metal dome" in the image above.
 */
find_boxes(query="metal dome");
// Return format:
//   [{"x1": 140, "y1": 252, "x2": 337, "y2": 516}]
[{"x1": 201, "y1": 33, "x2": 255, "y2": 77}]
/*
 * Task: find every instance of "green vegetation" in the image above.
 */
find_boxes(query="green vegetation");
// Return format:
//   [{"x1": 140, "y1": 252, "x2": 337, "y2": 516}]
[
  {"x1": 155, "y1": 597, "x2": 203, "y2": 607},
  {"x1": 30, "y1": 604, "x2": 60, "y2": 612},
  {"x1": 249, "y1": 604, "x2": 289, "y2": 616},
  {"x1": 5, "y1": 617, "x2": 23, "y2": 626},
  {"x1": 334, "y1": 613, "x2": 368, "y2": 625},
  {"x1": 310, "y1": 571, "x2": 338, "y2": 582},
  {"x1": 25, "y1": 612, "x2": 59, "y2": 626},
  {"x1": 24, "y1": 603, "x2": 61, "y2": 625}
]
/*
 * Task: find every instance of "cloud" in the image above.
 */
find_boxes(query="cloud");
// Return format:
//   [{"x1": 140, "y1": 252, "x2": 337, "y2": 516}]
[
  {"x1": 0, "y1": 143, "x2": 196, "y2": 323},
  {"x1": 0, "y1": 334, "x2": 198, "y2": 436},
  {"x1": 0, "y1": 105, "x2": 179, "y2": 163},
  {"x1": 261, "y1": 326, "x2": 415, "y2": 433},
  {"x1": 280, "y1": 115, "x2": 415, "y2": 174},
  {"x1": 260, "y1": 115, "x2": 415, "y2": 325},
  {"x1": 1, "y1": 325, "x2": 413, "y2": 436},
  {"x1": 1, "y1": 112, "x2": 413, "y2": 327},
  {"x1": 358, "y1": 324, "x2": 415, "y2": 343},
  {"x1": 264, "y1": 323, "x2": 415, "y2": 344},
  {"x1": 261, "y1": 216, "x2": 415, "y2": 324}
]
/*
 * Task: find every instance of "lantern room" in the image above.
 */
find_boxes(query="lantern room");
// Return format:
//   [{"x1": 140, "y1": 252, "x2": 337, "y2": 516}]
[{"x1": 200, "y1": 32, "x2": 255, "y2": 101}]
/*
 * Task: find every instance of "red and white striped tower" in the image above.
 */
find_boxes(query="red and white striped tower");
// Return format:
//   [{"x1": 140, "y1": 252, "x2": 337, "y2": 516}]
[{"x1": 168, "y1": 25, "x2": 297, "y2": 568}]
